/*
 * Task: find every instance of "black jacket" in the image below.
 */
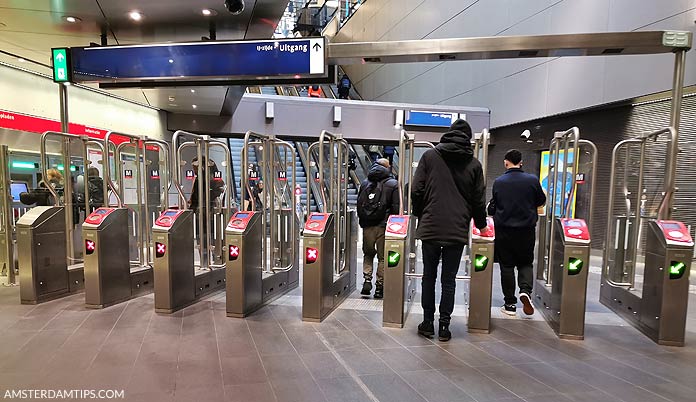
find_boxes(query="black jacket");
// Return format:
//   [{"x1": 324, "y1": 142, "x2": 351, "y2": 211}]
[
  {"x1": 411, "y1": 129, "x2": 487, "y2": 244},
  {"x1": 358, "y1": 163, "x2": 400, "y2": 227},
  {"x1": 488, "y1": 168, "x2": 546, "y2": 229}
]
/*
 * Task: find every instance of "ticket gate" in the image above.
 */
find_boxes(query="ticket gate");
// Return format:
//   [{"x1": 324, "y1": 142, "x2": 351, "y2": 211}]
[
  {"x1": 225, "y1": 133, "x2": 300, "y2": 318},
  {"x1": 467, "y1": 218, "x2": 496, "y2": 333},
  {"x1": 83, "y1": 207, "x2": 152, "y2": 308},
  {"x1": 18, "y1": 207, "x2": 83, "y2": 303},
  {"x1": 18, "y1": 132, "x2": 91, "y2": 304},
  {"x1": 152, "y1": 208, "x2": 225, "y2": 313},
  {"x1": 0, "y1": 145, "x2": 16, "y2": 286},
  {"x1": 302, "y1": 130, "x2": 358, "y2": 322},
  {"x1": 534, "y1": 128, "x2": 597, "y2": 340},
  {"x1": 382, "y1": 215, "x2": 417, "y2": 328},
  {"x1": 601, "y1": 127, "x2": 693, "y2": 346},
  {"x1": 534, "y1": 218, "x2": 591, "y2": 339},
  {"x1": 302, "y1": 211, "x2": 358, "y2": 322}
]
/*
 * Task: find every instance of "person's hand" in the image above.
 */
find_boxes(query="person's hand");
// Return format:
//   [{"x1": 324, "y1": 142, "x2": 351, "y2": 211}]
[{"x1": 479, "y1": 226, "x2": 491, "y2": 236}]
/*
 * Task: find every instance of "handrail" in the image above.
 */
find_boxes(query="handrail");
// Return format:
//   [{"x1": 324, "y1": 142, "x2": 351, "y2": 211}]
[
  {"x1": 104, "y1": 131, "x2": 142, "y2": 208},
  {"x1": 296, "y1": 141, "x2": 324, "y2": 212},
  {"x1": 271, "y1": 139, "x2": 298, "y2": 273},
  {"x1": 144, "y1": 139, "x2": 172, "y2": 211}
]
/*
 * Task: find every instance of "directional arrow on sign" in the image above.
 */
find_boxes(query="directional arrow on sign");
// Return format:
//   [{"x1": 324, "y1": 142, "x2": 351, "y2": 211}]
[
  {"x1": 55, "y1": 53, "x2": 65, "y2": 61},
  {"x1": 313, "y1": 43, "x2": 321, "y2": 51}
]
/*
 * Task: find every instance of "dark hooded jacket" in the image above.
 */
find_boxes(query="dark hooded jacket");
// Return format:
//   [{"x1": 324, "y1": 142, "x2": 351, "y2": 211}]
[
  {"x1": 411, "y1": 119, "x2": 487, "y2": 244},
  {"x1": 357, "y1": 162, "x2": 400, "y2": 227}
]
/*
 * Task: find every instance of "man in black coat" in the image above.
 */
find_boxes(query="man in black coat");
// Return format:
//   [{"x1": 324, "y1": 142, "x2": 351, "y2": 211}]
[
  {"x1": 357, "y1": 159, "x2": 400, "y2": 299},
  {"x1": 488, "y1": 149, "x2": 546, "y2": 316},
  {"x1": 412, "y1": 119, "x2": 488, "y2": 341}
]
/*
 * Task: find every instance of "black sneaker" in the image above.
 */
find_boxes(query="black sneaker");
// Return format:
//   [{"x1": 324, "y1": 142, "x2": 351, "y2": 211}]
[
  {"x1": 417, "y1": 320, "x2": 435, "y2": 338},
  {"x1": 373, "y1": 284, "x2": 383, "y2": 299},
  {"x1": 438, "y1": 323, "x2": 451, "y2": 342},
  {"x1": 501, "y1": 304, "x2": 517, "y2": 316},
  {"x1": 361, "y1": 281, "x2": 372, "y2": 296},
  {"x1": 519, "y1": 293, "x2": 534, "y2": 316}
]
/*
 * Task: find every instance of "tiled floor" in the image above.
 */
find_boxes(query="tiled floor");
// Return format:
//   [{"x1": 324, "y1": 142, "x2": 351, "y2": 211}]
[{"x1": 0, "y1": 262, "x2": 695, "y2": 402}]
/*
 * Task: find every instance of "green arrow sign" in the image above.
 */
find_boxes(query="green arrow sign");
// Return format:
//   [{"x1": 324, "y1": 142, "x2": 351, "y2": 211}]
[
  {"x1": 474, "y1": 254, "x2": 489, "y2": 272},
  {"x1": 52, "y1": 48, "x2": 71, "y2": 83},
  {"x1": 567, "y1": 257, "x2": 583, "y2": 275},
  {"x1": 669, "y1": 261, "x2": 686, "y2": 279},
  {"x1": 387, "y1": 251, "x2": 401, "y2": 268}
]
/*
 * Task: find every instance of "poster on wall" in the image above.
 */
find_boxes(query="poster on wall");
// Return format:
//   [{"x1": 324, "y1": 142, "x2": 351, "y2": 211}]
[{"x1": 539, "y1": 150, "x2": 576, "y2": 217}]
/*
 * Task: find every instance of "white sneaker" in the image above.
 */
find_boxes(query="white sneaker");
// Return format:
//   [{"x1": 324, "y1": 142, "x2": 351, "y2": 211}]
[
  {"x1": 519, "y1": 293, "x2": 534, "y2": 316},
  {"x1": 501, "y1": 304, "x2": 517, "y2": 316}
]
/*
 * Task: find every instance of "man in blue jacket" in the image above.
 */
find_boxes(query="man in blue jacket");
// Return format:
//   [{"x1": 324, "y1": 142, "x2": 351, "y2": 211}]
[{"x1": 488, "y1": 149, "x2": 546, "y2": 316}]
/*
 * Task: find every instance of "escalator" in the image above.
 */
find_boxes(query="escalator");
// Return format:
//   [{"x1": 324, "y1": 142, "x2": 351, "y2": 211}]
[{"x1": 228, "y1": 138, "x2": 259, "y2": 204}]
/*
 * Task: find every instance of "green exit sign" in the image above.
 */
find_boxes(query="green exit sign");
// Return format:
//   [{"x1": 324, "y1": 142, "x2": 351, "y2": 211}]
[{"x1": 51, "y1": 48, "x2": 72, "y2": 83}]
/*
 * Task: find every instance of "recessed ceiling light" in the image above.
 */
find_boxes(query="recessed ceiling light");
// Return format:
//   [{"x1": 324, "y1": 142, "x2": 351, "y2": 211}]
[
  {"x1": 128, "y1": 11, "x2": 143, "y2": 21},
  {"x1": 201, "y1": 9, "x2": 217, "y2": 17},
  {"x1": 17, "y1": 58, "x2": 25, "y2": 62},
  {"x1": 190, "y1": 89, "x2": 195, "y2": 93},
  {"x1": 168, "y1": 59, "x2": 174, "y2": 63},
  {"x1": 64, "y1": 16, "x2": 81, "y2": 23},
  {"x1": 192, "y1": 104, "x2": 197, "y2": 109}
]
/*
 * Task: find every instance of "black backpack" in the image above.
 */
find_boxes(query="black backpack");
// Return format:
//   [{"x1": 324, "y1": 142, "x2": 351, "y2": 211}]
[
  {"x1": 340, "y1": 77, "x2": 351, "y2": 89},
  {"x1": 357, "y1": 179, "x2": 387, "y2": 227}
]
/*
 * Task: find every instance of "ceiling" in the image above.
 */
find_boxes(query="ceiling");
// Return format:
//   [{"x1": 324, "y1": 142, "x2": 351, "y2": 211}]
[{"x1": 0, "y1": 0, "x2": 290, "y2": 115}]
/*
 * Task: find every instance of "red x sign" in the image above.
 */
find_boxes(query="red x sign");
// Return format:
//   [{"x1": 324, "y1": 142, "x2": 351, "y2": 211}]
[
  {"x1": 155, "y1": 242, "x2": 167, "y2": 257},
  {"x1": 85, "y1": 240, "x2": 96, "y2": 255},
  {"x1": 306, "y1": 247, "x2": 318, "y2": 264},
  {"x1": 229, "y1": 245, "x2": 240, "y2": 261}
]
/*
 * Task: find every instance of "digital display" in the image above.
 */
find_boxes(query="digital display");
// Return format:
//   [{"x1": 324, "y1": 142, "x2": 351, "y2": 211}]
[
  {"x1": 10, "y1": 182, "x2": 28, "y2": 201},
  {"x1": 405, "y1": 110, "x2": 457, "y2": 128},
  {"x1": 235, "y1": 213, "x2": 250, "y2": 219},
  {"x1": 566, "y1": 220, "x2": 583, "y2": 227},
  {"x1": 310, "y1": 215, "x2": 325, "y2": 221},
  {"x1": 93, "y1": 209, "x2": 110, "y2": 215},
  {"x1": 662, "y1": 222, "x2": 682, "y2": 230},
  {"x1": 390, "y1": 217, "x2": 406, "y2": 223},
  {"x1": 163, "y1": 211, "x2": 179, "y2": 217}
]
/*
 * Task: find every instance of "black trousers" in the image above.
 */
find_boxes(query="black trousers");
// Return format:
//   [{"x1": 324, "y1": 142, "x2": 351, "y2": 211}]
[
  {"x1": 421, "y1": 241, "x2": 465, "y2": 325},
  {"x1": 495, "y1": 226, "x2": 536, "y2": 305}
]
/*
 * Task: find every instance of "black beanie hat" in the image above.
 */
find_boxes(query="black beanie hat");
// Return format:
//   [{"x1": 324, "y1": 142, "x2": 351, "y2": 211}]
[{"x1": 449, "y1": 119, "x2": 473, "y2": 139}]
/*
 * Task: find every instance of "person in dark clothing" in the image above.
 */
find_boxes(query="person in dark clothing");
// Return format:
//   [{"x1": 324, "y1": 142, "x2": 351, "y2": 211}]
[
  {"x1": 337, "y1": 74, "x2": 351, "y2": 100},
  {"x1": 188, "y1": 157, "x2": 226, "y2": 263},
  {"x1": 357, "y1": 158, "x2": 400, "y2": 299},
  {"x1": 411, "y1": 119, "x2": 488, "y2": 341},
  {"x1": 488, "y1": 149, "x2": 546, "y2": 316}
]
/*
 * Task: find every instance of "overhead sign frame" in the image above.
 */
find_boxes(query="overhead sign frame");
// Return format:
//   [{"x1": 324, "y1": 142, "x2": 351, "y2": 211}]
[
  {"x1": 67, "y1": 37, "x2": 329, "y2": 88},
  {"x1": 51, "y1": 47, "x2": 72, "y2": 83}
]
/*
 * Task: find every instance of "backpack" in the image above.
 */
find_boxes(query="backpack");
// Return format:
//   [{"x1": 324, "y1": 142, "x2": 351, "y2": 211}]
[
  {"x1": 340, "y1": 77, "x2": 351, "y2": 89},
  {"x1": 357, "y1": 179, "x2": 387, "y2": 227}
]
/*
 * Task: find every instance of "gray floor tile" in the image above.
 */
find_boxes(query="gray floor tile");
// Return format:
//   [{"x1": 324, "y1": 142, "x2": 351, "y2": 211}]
[
  {"x1": 300, "y1": 352, "x2": 350, "y2": 380},
  {"x1": 438, "y1": 342, "x2": 507, "y2": 367},
  {"x1": 475, "y1": 341, "x2": 539, "y2": 365},
  {"x1": 599, "y1": 383, "x2": 672, "y2": 402},
  {"x1": 439, "y1": 367, "x2": 516, "y2": 401},
  {"x1": 127, "y1": 361, "x2": 178, "y2": 394},
  {"x1": 125, "y1": 391, "x2": 174, "y2": 402},
  {"x1": 260, "y1": 353, "x2": 310, "y2": 381},
  {"x1": 510, "y1": 362, "x2": 593, "y2": 394},
  {"x1": 562, "y1": 390, "x2": 624, "y2": 402},
  {"x1": 221, "y1": 355, "x2": 268, "y2": 386},
  {"x1": 408, "y1": 345, "x2": 469, "y2": 370},
  {"x1": 284, "y1": 328, "x2": 330, "y2": 353},
  {"x1": 225, "y1": 382, "x2": 277, "y2": 402},
  {"x1": 175, "y1": 358, "x2": 224, "y2": 390},
  {"x1": 477, "y1": 364, "x2": 558, "y2": 397},
  {"x1": 547, "y1": 360, "x2": 635, "y2": 389},
  {"x1": 382, "y1": 326, "x2": 436, "y2": 347},
  {"x1": 270, "y1": 377, "x2": 327, "y2": 402},
  {"x1": 335, "y1": 347, "x2": 394, "y2": 376},
  {"x1": 373, "y1": 347, "x2": 432, "y2": 372},
  {"x1": 315, "y1": 377, "x2": 373, "y2": 402},
  {"x1": 580, "y1": 357, "x2": 671, "y2": 386},
  {"x1": 359, "y1": 373, "x2": 427, "y2": 402},
  {"x1": 319, "y1": 329, "x2": 365, "y2": 350},
  {"x1": 399, "y1": 370, "x2": 476, "y2": 402},
  {"x1": 504, "y1": 340, "x2": 577, "y2": 363},
  {"x1": 173, "y1": 385, "x2": 226, "y2": 402},
  {"x1": 640, "y1": 382, "x2": 696, "y2": 402},
  {"x1": 352, "y1": 329, "x2": 402, "y2": 349}
]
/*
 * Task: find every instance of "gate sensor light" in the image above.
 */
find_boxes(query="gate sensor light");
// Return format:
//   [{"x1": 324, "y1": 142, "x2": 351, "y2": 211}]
[
  {"x1": 473, "y1": 254, "x2": 489, "y2": 272},
  {"x1": 155, "y1": 242, "x2": 166, "y2": 258},
  {"x1": 85, "y1": 240, "x2": 96, "y2": 255},
  {"x1": 669, "y1": 261, "x2": 686, "y2": 280},
  {"x1": 387, "y1": 251, "x2": 401, "y2": 268},
  {"x1": 567, "y1": 257, "x2": 583, "y2": 275},
  {"x1": 229, "y1": 245, "x2": 240, "y2": 261},
  {"x1": 306, "y1": 247, "x2": 318, "y2": 264}
]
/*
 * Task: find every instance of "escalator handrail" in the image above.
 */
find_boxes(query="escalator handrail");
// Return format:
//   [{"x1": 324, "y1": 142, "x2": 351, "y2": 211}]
[{"x1": 295, "y1": 142, "x2": 324, "y2": 212}]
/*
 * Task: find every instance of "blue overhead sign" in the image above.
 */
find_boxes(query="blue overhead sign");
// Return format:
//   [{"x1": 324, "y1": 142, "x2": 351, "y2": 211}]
[
  {"x1": 68, "y1": 37, "x2": 326, "y2": 85},
  {"x1": 404, "y1": 110, "x2": 459, "y2": 128}
]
